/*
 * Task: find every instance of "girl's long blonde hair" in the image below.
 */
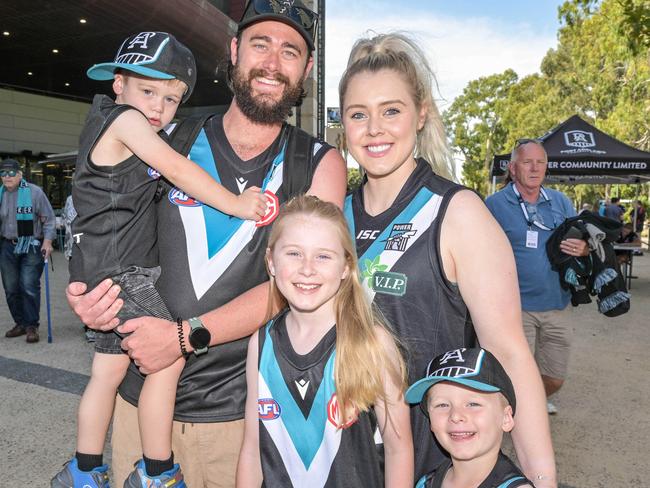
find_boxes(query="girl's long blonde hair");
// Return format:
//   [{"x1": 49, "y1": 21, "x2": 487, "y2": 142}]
[
  {"x1": 266, "y1": 195, "x2": 407, "y2": 427},
  {"x1": 339, "y1": 32, "x2": 455, "y2": 181}
]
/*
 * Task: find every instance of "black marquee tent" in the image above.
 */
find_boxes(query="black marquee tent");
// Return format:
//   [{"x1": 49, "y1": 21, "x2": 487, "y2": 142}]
[{"x1": 490, "y1": 115, "x2": 650, "y2": 186}]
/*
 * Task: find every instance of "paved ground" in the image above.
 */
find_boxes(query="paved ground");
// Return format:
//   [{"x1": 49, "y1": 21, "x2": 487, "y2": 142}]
[{"x1": 0, "y1": 249, "x2": 648, "y2": 487}]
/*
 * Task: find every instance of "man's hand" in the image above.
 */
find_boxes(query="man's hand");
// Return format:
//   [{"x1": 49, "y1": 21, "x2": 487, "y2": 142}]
[
  {"x1": 119, "y1": 317, "x2": 183, "y2": 374},
  {"x1": 560, "y1": 238, "x2": 590, "y2": 257},
  {"x1": 66, "y1": 279, "x2": 123, "y2": 330},
  {"x1": 41, "y1": 239, "x2": 53, "y2": 261}
]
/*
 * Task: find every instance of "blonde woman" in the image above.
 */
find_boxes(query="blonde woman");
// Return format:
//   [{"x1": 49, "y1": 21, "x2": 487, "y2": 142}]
[{"x1": 340, "y1": 33, "x2": 556, "y2": 486}]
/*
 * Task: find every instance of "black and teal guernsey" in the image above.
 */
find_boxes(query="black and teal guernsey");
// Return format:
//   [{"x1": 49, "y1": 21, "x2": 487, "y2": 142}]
[
  {"x1": 70, "y1": 95, "x2": 162, "y2": 289},
  {"x1": 258, "y1": 310, "x2": 384, "y2": 488},
  {"x1": 415, "y1": 452, "x2": 532, "y2": 488},
  {"x1": 344, "y1": 159, "x2": 473, "y2": 480},
  {"x1": 118, "y1": 115, "x2": 332, "y2": 422}
]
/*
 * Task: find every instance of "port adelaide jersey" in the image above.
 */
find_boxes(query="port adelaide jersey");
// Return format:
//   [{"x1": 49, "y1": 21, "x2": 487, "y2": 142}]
[
  {"x1": 416, "y1": 452, "x2": 532, "y2": 488},
  {"x1": 118, "y1": 115, "x2": 331, "y2": 422},
  {"x1": 344, "y1": 159, "x2": 474, "y2": 479},
  {"x1": 258, "y1": 310, "x2": 384, "y2": 488}
]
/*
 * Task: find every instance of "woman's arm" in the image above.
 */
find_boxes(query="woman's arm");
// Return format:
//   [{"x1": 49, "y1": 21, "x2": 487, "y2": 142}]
[
  {"x1": 236, "y1": 331, "x2": 263, "y2": 488},
  {"x1": 373, "y1": 328, "x2": 414, "y2": 488},
  {"x1": 441, "y1": 190, "x2": 557, "y2": 488}
]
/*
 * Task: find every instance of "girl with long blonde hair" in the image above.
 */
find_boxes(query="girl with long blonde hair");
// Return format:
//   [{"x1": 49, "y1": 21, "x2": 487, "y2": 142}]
[{"x1": 236, "y1": 195, "x2": 412, "y2": 488}]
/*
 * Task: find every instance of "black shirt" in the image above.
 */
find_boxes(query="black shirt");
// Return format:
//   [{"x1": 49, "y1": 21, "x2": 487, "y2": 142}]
[
  {"x1": 118, "y1": 114, "x2": 332, "y2": 422},
  {"x1": 70, "y1": 95, "x2": 161, "y2": 288}
]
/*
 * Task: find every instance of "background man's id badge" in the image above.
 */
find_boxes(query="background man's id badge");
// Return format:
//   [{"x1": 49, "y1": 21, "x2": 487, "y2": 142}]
[{"x1": 526, "y1": 230, "x2": 538, "y2": 248}]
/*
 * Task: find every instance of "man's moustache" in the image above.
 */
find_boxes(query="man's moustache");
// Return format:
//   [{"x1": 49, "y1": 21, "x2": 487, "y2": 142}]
[{"x1": 248, "y1": 69, "x2": 290, "y2": 86}]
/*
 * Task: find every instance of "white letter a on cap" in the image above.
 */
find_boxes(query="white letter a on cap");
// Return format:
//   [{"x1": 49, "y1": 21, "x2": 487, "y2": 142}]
[{"x1": 439, "y1": 348, "x2": 466, "y2": 365}]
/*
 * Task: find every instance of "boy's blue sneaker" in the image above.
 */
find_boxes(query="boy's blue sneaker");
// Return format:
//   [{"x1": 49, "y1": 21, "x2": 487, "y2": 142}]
[
  {"x1": 51, "y1": 458, "x2": 110, "y2": 487},
  {"x1": 123, "y1": 459, "x2": 185, "y2": 487}
]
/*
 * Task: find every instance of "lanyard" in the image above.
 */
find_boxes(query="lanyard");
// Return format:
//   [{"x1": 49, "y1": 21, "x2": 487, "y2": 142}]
[{"x1": 511, "y1": 184, "x2": 554, "y2": 231}]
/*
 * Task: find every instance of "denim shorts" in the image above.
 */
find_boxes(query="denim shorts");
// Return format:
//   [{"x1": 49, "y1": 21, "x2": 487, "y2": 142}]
[{"x1": 94, "y1": 265, "x2": 173, "y2": 354}]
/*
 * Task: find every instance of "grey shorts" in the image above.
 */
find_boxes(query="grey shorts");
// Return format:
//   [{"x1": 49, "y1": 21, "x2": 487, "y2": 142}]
[
  {"x1": 522, "y1": 305, "x2": 575, "y2": 380},
  {"x1": 94, "y1": 266, "x2": 173, "y2": 354}
]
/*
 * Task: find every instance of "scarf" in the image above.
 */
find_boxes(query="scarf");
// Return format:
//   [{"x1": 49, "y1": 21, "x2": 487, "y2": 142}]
[{"x1": 0, "y1": 179, "x2": 35, "y2": 254}]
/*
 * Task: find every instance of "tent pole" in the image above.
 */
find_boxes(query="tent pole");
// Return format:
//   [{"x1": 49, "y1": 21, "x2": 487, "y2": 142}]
[{"x1": 633, "y1": 182, "x2": 639, "y2": 229}]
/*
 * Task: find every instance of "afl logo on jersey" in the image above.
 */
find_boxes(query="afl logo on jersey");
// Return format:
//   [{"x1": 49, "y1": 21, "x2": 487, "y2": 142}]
[
  {"x1": 258, "y1": 398, "x2": 281, "y2": 420},
  {"x1": 147, "y1": 167, "x2": 161, "y2": 179},
  {"x1": 255, "y1": 190, "x2": 280, "y2": 227},
  {"x1": 168, "y1": 188, "x2": 202, "y2": 207},
  {"x1": 327, "y1": 393, "x2": 357, "y2": 429}
]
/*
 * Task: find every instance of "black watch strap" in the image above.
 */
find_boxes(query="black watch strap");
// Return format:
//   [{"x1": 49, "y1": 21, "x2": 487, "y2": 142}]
[{"x1": 188, "y1": 317, "x2": 210, "y2": 356}]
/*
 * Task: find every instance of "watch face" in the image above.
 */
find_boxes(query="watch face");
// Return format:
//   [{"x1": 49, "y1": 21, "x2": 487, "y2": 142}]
[{"x1": 189, "y1": 327, "x2": 211, "y2": 349}]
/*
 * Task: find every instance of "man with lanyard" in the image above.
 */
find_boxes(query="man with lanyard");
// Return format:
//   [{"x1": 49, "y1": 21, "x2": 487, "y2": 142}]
[
  {"x1": 1, "y1": 158, "x2": 55, "y2": 344},
  {"x1": 486, "y1": 139, "x2": 588, "y2": 415},
  {"x1": 66, "y1": 0, "x2": 347, "y2": 486}
]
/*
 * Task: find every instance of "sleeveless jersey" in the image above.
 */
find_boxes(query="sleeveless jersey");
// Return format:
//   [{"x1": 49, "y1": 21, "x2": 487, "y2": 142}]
[
  {"x1": 258, "y1": 310, "x2": 384, "y2": 488},
  {"x1": 415, "y1": 452, "x2": 532, "y2": 488},
  {"x1": 118, "y1": 114, "x2": 332, "y2": 422},
  {"x1": 344, "y1": 158, "x2": 473, "y2": 479},
  {"x1": 70, "y1": 95, "x2": 161, "y2": 289}
]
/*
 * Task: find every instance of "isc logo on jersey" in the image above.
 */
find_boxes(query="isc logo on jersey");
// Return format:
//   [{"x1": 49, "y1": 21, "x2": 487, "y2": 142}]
[
  {"x1": 147, "y1": 168, "x2": 161, "y2": 179},
  {"x1": 258, "y1": 398, "x2": 281, "y2": 420},
  {"x1": 356, "y1": 230, "x2": 380, "y2": 240},
  {"x1": 327, "y1": 394, "x2": 357, "y2": 429},
  {"x1": 168, "y1": 188, "x2": 201, "y2": 207}
]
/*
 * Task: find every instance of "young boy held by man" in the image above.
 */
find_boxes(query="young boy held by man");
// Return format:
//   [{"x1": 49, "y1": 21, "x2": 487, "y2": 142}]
[{"x1": 52, "y1": 32, "x2": 267, "y2": 488}]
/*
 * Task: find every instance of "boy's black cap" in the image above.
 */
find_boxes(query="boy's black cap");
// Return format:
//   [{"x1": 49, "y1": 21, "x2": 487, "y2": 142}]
[
  {"x1": 405, "y1": 348, "x2": 517, "y2": 415},
  {"x1": 87, "y1": 32, "x2": 197, "y2": 102},
  {"x1": 238, "y1": 0, "x2": 318, "y2": 52},
  {"x1": 0, "y1": 159, "x2": 21, "y2": 172}
]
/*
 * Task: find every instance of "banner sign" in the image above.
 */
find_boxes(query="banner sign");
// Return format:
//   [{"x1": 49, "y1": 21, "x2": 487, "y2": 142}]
[{"x1": 490, "y1": 115, "x2": 650, "y2": 183}]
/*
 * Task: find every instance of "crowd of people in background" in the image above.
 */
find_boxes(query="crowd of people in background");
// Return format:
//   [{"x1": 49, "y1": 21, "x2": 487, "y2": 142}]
[{"x1": 600, "y1": 197, "x2": 646, "y2": 233}]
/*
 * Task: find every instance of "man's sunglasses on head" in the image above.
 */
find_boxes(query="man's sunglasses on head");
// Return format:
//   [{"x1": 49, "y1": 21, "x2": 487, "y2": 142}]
[
  {"x1": 0, "y1": 170, "x2": 18, "y2": 177},
  {"x1": 513, "y1": 138, "x2": 543, "y2": 150},
  {"x1": 247, "y1": 0, "x2": 318, "y2": 32}
]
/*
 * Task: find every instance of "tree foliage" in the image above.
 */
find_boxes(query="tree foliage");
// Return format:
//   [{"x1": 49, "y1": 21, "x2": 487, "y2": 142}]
[
  {"x1": 445, "y1": 0, "x2": 650, "y2": 204},
  {"x1": 347, "y1": 167, "x2": 362, "y2": 192},
  {"x1": 443, "y1": 70, "x2": 518, "y2": 196}
]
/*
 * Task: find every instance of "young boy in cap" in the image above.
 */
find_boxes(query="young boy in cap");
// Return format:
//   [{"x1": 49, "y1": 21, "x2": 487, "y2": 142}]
[
  {"x1": 406, "y1": 348, "x2": 534, "y2": 488},
  {"x1": 53, "y1": 32, "x2": 268, "y2": 488}
]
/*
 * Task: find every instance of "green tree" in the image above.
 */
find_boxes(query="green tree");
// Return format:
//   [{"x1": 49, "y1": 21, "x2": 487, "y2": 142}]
[
  {"x1": 553, "y1": 0, "x2": 650, "y2": 148},
  {"x1": 446, "y1": 0, "x2": 649, "y2": 200},
  {"x1": 444, "y1": 70, "x2": 518, "y2": 195},
  {"x1": 347, "y1": 167, "x2": 362, "y2": 192},
  {"x1": 552, "y1": 0, "x2": 650, "y2": 198}
]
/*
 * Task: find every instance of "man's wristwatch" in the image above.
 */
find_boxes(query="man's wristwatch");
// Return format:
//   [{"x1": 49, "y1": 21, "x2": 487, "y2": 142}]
[{"x1": 188, "y1": 317, "x2": 211, "y2": 356}]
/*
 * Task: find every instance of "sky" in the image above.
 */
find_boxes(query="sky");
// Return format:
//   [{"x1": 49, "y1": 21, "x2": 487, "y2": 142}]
[{"x1": 324, "y1": 0, "x2": 567, "y2": 111}]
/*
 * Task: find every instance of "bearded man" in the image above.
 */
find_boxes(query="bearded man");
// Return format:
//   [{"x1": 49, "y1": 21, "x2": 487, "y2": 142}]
[{"x1": 66, "y1": 1, "x2": 346, "y2": 486}]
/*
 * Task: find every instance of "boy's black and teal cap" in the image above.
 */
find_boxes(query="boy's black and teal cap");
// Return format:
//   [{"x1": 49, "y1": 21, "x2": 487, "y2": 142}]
[
  {"x1": 405, "y1": 348, "x2": 517, "y2": 414},
  {"x1": 238, "y1": 0, "x2": 318, "y2": 51},
  {"x1": 87, "y1": 32, "x2": 196, "y2": 102}
]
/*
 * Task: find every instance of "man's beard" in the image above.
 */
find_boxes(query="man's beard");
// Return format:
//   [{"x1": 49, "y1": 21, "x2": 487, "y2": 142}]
[{"x1": 231, "y1": 65, "x2": 304, "y2": 125}]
